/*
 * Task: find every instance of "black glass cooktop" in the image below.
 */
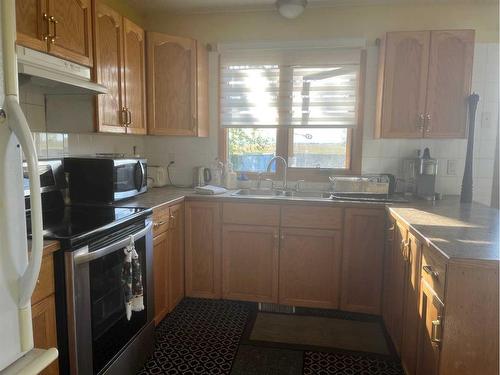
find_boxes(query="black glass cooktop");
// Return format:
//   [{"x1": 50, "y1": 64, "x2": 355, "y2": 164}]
[{"x1": 27, "y1": 205, "x2": 151, "y2": 249}]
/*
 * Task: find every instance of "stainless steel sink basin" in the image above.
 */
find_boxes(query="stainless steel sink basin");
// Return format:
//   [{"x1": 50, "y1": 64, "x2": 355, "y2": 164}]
[
  {"x1": 331, "y1": 192, "x2": 408, "y2": 203},
  {"x1": 232, "y1": 189, "x2": 332, "y2": 199}
]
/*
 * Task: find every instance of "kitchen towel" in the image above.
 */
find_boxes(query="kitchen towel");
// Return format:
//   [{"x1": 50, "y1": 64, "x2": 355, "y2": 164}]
[
  {"x1": 195, "y1": 185, "x2": 228, "y2": 195},
  {"x1": 122, "y1": 235, "x2": 144, "y2": 321}
]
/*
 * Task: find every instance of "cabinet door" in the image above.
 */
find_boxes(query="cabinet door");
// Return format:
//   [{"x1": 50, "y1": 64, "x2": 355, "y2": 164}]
[
  {"x1": 196, "y1": 40, "x2": 209, "y2": 137},
  {"x1": 377, "y1": 31, "x2": 430, "y2": 138},
  {"x1": 341, "y1": 208, "x2": 385, "y2": 314},
  {"x1": 153, "y1": 231, "x2": 169, "y2": 324},
  {"x1": 389, "y1": 223, "x2": 407, "y2": 353},
  {"x1": 147, "y1": 32, "x2": 197, "y2": 136},
  {"x1": 168, "y1": 203, "x2": 185, "y2": 311},
  {"x1": 424, "y1": 30, "x2": 474, "y2": 138},
  {"x1": 401, "y1": 233, "x2": 422, "y2": 374},
  {"x1": 185, "y1": 201, "x2": 221, "y2": 299},
  {"x1": 123, "y1": 18, "x2": 146, "y2": 135},
  {"x1": 279, "y1": 228, "x2": 342, "y2": 309},
  {"x1": 47, "y1": 0, "x2": 93, "y2": 66},
  {"x1": 222, "y1": 225, "x2": 279, "y2": 303},
  {"x1": 382, "y1": 218, "x2": 395, "y2": 330},
  {"x1": 16, "y1": 0, "x2": 49, "y2": 52},
  {"x1": 416, "y1": 280, "x2": 443, "y2": 375},
  {"x1": 32, "y1": 295, "x2": 59, "y2": 375},
  {"x1": 94, "y1": 2, "x2": 125, "y2": 133}
]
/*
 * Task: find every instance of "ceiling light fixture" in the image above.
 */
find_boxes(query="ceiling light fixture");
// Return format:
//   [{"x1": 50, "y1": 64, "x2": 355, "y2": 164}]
[{"x1": 276, "y1": 0, "x2": 308, "y2": 19}]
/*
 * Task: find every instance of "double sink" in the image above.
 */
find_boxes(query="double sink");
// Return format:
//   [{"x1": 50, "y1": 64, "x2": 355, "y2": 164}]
[{"x1": 232, "y1": 189, "x2": 406, "y2": 203}]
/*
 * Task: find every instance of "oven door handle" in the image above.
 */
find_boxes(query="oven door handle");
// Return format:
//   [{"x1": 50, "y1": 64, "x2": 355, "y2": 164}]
[{"x1": 73, "y1": 222, "x2": 152, "y2": 265}]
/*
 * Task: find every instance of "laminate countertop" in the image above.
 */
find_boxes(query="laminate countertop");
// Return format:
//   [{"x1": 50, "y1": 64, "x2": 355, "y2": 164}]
[
  {"x1": 388, "y1": 198, "x2": 499, "y2": 262},
  {"x1": 120, "y1": 187, "x2": 499, "y2": 262}
]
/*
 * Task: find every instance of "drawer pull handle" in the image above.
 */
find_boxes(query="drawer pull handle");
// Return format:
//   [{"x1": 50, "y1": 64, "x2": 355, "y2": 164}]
[
  {"x1": 431, "y1": 318, "x2": 442, "y2": 344},
  {"x1": 423, "y1": 265, "x2": 439, "y2": 278},
  {"x1": 153, "y1": 221, "x2": 166, "y2": 228}
]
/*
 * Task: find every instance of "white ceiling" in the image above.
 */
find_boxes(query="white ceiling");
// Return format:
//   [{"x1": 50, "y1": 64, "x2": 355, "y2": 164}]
[{"x1": 126, "y1": 0, "x2": 497, "y2": 14}]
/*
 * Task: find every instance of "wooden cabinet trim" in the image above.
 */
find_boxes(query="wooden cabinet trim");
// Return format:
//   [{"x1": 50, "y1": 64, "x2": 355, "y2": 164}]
[
  {"x1": 281, "y1": 205, "x2": 343, "y2": 230},
  {"x1": 223, "y1": 202, "x2": 280, "y2": 226}
]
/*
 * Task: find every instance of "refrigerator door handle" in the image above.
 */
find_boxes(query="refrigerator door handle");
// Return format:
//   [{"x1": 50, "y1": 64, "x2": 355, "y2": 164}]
[{"x1": 4, "y1": 96, "x2": 44, "y2": 309}]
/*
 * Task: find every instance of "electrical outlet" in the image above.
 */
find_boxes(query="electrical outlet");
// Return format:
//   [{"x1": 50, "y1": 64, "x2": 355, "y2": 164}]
[{"x1": 447, "y1": 159, "x2": 457, "y2": 176}]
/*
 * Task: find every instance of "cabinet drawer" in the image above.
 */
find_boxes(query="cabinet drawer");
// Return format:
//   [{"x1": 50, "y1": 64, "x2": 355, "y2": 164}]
[
  {"x1": 421, "y1": 245, "x2": 447, "y2": 300},
  {"x1": 32, "y1": 255, "x2": 55, "y2": 305},
  {"x1": 153, "y1": 205, "x2": 171, "y2": 236},
  {"x1": 223, "y1": 203, "x2": 280, "y2": 226},
  {"x1": 281, "y1": 205, "x2": 343, "y2": 230}
]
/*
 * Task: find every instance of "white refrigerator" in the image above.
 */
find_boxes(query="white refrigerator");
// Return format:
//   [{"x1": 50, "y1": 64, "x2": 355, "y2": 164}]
[{"x1": 0, "y1": 0, "x2": 58, "y2": 373}]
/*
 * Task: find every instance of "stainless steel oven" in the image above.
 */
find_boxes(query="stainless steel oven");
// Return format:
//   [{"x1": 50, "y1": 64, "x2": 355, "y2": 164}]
[
  {"x1": 64, "y1": 156, "x2": 148, "y2": 203},
  {"x1": 64, "y1": 219, "x2": 154, "y2": 374}
]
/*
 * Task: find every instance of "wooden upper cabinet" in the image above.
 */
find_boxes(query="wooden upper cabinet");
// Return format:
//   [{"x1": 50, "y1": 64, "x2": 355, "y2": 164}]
[
  {"x1": 123, "y1": 18, "x2": 146, "y2": 135},
  {"x1": 94, "y1": 2, "x2": 125, "y2": 133},
  {"x1": 341, "y1": 208, "x2": 385, "y2": 315},
  {"x1": 47, "y1": 0, "x2": 93, "y2": 66},
  {"x1": 147, "y1": 32, "x2": 209, "y2": 137},
  {"x1": 376, "y1": 30, "x2": 474, "y2": 139},
  {"x1": 16, "y1": 0, "x2": 93, "y2": 66},
  {"x1": 425, "y1": 30, "x2": 474, "y2": 138},
  {"x1": 376, "y1": 31, "x2": 430, "y2": 138},
  {"x1": 16, "y1": 0, "x2": 49, "y2": 52}
]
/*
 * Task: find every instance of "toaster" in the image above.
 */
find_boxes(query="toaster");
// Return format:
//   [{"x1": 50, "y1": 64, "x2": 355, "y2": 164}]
[{"x1": 147, "y1": 165, "x2": 168, "y2": 187}]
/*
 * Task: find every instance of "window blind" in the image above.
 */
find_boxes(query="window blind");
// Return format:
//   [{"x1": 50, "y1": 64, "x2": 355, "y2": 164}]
[{"x1": 220, "y1": 47, "x2": 361, "y2": 128}]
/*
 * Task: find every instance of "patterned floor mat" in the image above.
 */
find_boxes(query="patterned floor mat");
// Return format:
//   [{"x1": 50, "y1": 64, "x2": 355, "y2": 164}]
[
  {"x1": 138, "y1": 299, "x2": 250, "y2": 374},
  {"x1": 137, "y1": 298, "x2": 404, "y2": 375}
]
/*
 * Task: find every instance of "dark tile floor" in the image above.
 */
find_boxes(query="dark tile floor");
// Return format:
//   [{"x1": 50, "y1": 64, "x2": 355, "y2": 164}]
[{"x1": 138, "y1": 298, "x2": 404, "y2": 375}]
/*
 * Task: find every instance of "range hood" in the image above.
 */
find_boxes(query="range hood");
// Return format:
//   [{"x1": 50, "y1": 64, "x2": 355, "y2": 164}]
[{"x1": 17, "y1": 46, "x2": 108, "y2": 95}]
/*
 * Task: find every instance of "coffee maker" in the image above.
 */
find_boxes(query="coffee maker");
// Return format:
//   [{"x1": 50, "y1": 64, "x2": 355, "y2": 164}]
[{"x1": 416, "y1": 148, "x2": 438, "y2": 200}]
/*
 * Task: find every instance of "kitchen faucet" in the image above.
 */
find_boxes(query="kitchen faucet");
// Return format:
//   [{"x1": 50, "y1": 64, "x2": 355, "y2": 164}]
[{"x1": 266, "y1": 156, "x2": 288, "y2": 190}]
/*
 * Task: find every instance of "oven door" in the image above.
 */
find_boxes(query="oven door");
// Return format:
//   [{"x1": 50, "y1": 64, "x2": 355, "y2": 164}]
[
  {"x1": 113, "y1": 160, "x2": 147, "y2": 201},
  {"x1": 65, "y1": 220, "x2": 153, "y2": 374}
]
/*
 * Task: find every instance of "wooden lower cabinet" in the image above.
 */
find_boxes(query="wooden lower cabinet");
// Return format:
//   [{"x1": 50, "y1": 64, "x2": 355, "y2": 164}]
[
  {"x1": 168, "y1": 203, "x2": 185, "y2": 310},
  {"x1": 185, "y1": 201, "x2": 221, "y2": 299},
  {"x1": 400, "y1": 233, "x2": 422, "y2": 375},
  {"x1": 279, "y1": 228, "x2": 342, "y2": 309},
  {"x1": 32, "y1": 295, "x2": 59, "y2": 375},
  {"x1": 341, "y1": 208, "x2": 385, "y2": 314},
  {"x1": 153, "y1": 231, "x2": 169, "y2": 324},
  {"x1": 383, "y1": 222, "x2": 407, "y2": 353},
  {"x1": 222, "y1": 224, "x2": 279, "y2": 303},
  {"x1": 416, "y1": 280, "x2": 443, "y2": 375}
]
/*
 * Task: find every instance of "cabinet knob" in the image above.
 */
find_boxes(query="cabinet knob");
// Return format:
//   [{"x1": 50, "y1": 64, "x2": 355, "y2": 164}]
[{"x1": 153, "y1": 221, "x2": 166, "y2": 228}]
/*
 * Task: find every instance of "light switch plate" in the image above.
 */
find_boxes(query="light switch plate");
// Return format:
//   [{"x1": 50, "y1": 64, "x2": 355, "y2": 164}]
[{"x1": 447, "y1": 159, "x2": 457, "y2": 176}]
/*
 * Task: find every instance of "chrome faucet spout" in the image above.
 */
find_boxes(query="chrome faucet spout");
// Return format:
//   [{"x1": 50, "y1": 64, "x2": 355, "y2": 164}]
[{"x1": 266, "y1": 156, "x2": 288, "y2": 190}]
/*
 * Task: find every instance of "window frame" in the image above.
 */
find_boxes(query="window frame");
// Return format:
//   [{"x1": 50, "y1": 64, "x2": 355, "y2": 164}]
[{"x1": 218, "y1": 50, "x2": 366, "y2": 182}]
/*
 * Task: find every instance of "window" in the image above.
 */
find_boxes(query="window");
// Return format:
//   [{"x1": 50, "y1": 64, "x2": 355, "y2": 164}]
[{"x1": 219, "y1": 45, "x2": 365, "y2": 177}]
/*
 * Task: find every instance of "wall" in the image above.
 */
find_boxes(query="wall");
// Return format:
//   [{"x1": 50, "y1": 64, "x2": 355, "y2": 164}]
[
  {"x1": 145, "y1": 3, "x2": 499, "y2": 44},
  {"x1": 24, "y1": 2, "x2": 499, "y2": 205}
]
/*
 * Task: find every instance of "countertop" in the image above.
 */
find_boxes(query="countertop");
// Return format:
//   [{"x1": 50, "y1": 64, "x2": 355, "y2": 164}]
[
  {"x1": 28, "y1": 240, "x2": 61, "y2": 256},
  {"x1": 118, "y1": 187, "x2": 500, "y2": 262},
  {"x1": 388, "y1": 198, "x2": 499, "y2": 262}
]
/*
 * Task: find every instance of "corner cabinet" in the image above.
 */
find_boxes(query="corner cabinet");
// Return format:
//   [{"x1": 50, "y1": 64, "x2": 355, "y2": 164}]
[
  {"x1": 147, "y1": 32, "x2": 209, "y2": 137},
  {"x1": 16, "y1": 0, "x2": 93, "y2": 67},
  {"x1": 340, "y1": 208, "x2": 385, "y2": 315},
  {"x1": 94, "y1": 2, "x2": 146, "y2": 134},
  {"x1": 376, "y1": 30, "x2": 474, "y2": 139}
]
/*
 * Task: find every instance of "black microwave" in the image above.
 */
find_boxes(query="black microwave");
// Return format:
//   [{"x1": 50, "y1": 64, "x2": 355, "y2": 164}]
[{"x1": 64, "y1": 156, "x2": 147, "y2": 203}]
